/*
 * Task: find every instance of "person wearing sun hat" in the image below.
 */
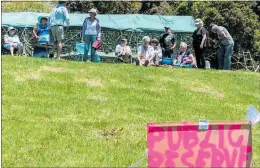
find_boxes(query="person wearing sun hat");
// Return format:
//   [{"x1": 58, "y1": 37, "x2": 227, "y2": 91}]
[
  {"x1": 3, "y1": 27, "x2": 23, "y2": 56},
  {"x1": 32, "y1": 16, "x2": 50, "y2": 44},
  {"x1": 192, "y1": 18, "x2": 208, "y2": 69},
  {"x1": 81, "y1": 8, "x2": 102, "y2": 62},
  {"x1": 115, "y1": 38, "x2": 132, "y2": 63},
  {"x1": 32, "y1": 16, "x2": 51, "y2": 58},
  {"x1": 150, "y1": 38, "x2": 162, "y2": 66}
]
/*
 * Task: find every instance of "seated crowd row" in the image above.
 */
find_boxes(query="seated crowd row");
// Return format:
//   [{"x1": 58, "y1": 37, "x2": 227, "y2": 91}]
[
  {"x1": 115, "y1": 36, "x2": 194, "y2": 68},
  {"x1": 3, "y1": 6, "x2": 234, "y2": 70}
]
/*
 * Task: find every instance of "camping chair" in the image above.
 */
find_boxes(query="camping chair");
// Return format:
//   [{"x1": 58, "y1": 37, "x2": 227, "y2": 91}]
[
  {"x1": 1, "y1": 39, "x2": 19, "y2": 56},
  {"x1": 74, "y1": 42, "x2": 100, "y2": 62}
]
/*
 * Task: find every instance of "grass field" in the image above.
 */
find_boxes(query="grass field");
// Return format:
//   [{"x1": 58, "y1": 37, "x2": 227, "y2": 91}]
[{"x1": 2, "y1": 56, "x2": 260, "y2": 167}]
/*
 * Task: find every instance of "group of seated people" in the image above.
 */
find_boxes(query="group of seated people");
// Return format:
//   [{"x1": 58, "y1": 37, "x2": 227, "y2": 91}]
[
  {"x1": 2, "y1": 16, "x2": 51, "y2": 57},
  {"x1": 114, "y1": 36, "x2": 194, "y2": 68}
]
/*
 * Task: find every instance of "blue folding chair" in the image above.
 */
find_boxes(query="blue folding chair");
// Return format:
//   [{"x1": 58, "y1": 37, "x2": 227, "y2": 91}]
[{"x1": 75, "y1": 42, "x2": 100, "y2": 62}]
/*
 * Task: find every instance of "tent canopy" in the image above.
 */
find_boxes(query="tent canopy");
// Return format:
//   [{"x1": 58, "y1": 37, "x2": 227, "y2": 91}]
[{"x1": 2, "y1": 12, "x2": 196, "y2": 33}]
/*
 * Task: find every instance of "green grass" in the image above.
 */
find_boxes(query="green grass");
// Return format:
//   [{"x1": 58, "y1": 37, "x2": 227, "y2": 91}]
[{"x1": 2, "y1": 56, "x2": 260, "y2": 167}]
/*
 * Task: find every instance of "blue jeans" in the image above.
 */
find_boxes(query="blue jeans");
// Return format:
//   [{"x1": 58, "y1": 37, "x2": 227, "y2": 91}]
[
  {"x1": 83, "y1": 35, "x2": 97, "y2": 62},
  {"x1": 218, "y1": 43, "x2": 234, "y2": 70}
]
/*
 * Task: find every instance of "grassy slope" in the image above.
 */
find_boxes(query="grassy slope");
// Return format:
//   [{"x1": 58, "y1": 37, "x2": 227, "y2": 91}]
[{"x1": 2, "y1": 56, "x2": 260, "y2": 167}]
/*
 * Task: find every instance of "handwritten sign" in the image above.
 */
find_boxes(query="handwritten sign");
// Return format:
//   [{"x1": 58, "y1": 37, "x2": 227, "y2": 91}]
[{"x1": 147, "y1": 121, "x2": 252, "y2": 168}]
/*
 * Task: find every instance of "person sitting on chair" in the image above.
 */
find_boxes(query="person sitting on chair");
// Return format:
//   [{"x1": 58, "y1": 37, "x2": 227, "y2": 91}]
[
  {"x1": 3, "y1": 27, "x2": 23, "y2": 56},
  {"x1": 32, "y1": 16, "x2": 50, "y2": 44},
  {"x1": 115, "y1": 38, "x2": 132, "y2": 63},
  {"x1": 150, "y1": 38, "x2": 162, "y2": 66},
  {"x1": 173, "y1": 42, "x2": 195, "y2": 68},
  {"x1": 136, "y1": 36, "x2": 155, "y2": 66},
  {"x1": 32, "y1": 16, "x2": 50, "y2": 58}
]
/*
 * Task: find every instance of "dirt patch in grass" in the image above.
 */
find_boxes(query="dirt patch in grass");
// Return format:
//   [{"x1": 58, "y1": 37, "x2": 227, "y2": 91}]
[
  {"x1": 40, "y1": 66, "x2": 67, "y2": 73},
  {"x1": 87, "y1": 94, "x2": 108, "y2": 102},
  {"x1": 14, "y1": 71, "x2": 41, "y2": 82},
  {"x1": 181, "y1": 80, "x2": 225, "y2": 99},
  {"x1": 190, "y1": 86, "x2": 225, "y2": 98},
  {"x1": 79, "y1": 78, "x2": 103, "y2": 87}
]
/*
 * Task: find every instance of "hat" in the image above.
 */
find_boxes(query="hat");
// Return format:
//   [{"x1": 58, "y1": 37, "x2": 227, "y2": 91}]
[
  {"x1": 8, "y1": 27, "x2": 16, "y2": 32},
  {"x1": 164, "y1": 25, "x2": 170, "y2": 29},
  {"x1": 38, "y1": 16, "x2": 48, "y2": 23},
  {"x1": 150, "y1": 38, "x2": 159, "y2": 44},
  {"x1": 121, "y1": 38, "x2": 127, "y2": 42},
  {"x1": 195, "y1": 19, "x2": 203, "y2": 26},
  {"x1": 89, "y1": 8, "x2": 98, "y2": 15}
]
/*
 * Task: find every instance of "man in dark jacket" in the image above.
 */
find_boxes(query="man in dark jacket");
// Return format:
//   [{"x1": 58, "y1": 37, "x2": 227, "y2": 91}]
[{"x1": 159, "y1": 26, "x2": 176, "y2": 58}]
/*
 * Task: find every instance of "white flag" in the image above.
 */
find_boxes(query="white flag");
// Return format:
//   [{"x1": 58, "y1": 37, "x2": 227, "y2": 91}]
[{"x1": 246, "y1": 105, "x2": 260, "y2": 125}]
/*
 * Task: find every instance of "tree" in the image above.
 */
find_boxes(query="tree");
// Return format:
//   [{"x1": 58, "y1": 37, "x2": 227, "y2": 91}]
[
  {"x1": 2, "y1": 1, "x2": 56, "y2": 13},
  {"x1": 66, "y1": 1, "x2": 141, "y2": 14},
  {"x1": 174, "y1": 1, "x2": 260, "y2": 56}
]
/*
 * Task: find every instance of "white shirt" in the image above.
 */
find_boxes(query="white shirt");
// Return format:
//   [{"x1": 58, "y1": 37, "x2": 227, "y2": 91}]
[
  {"x1": 138, "y1": 45, "x2": 154, "y2": 59},
  {"x1": 85, "y1": 20, "x2": 98, "y2": 35},
  {"x1": 4, "y1": 34, "x2": 20, "y2": 43},
  {"x1": 115, "y1": 45, "x2": 131, "y2": 55}
]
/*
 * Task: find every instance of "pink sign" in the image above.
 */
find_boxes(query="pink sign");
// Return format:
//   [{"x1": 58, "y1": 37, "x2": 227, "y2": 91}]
[{"x1": 147, "y1": 121, "x2": 253, "y2": 168}]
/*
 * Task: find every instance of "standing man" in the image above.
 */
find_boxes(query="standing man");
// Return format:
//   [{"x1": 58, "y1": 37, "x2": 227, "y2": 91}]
[
  {"x1": 49, "y1": 1, "x2": 70, "y2": 60},
  {"x1": 210, "y1": 24, "x2": 234, "y2": 70},
  {"x1": 159, "y1": 25, "x2": 176, "y2": 58}
]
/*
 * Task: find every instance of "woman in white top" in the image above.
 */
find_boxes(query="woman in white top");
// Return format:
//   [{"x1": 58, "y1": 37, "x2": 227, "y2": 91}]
[
  {"x1": 3, "y1": 27, "x2": 23, "y2": 56},
  {"x1": 81, "y1": 8, "x2": 101, "y2": 62},
  {"x1": 136, "y1": 36, "x2": 155, "y2": 66}
]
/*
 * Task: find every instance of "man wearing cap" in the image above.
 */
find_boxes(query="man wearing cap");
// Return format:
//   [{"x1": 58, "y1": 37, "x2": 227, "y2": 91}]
[
  {"x1": 159, "y1": 26, "x2": 176, "y2": 58},
  {"x1": 49, "y1": 1, "x2": 70, "y2": 59},
  {"x1": 3, "y1": 27, "x2": 23, "y2": 56},
  {"x1": 210, "y1": 24, "x2": 234, "y2": 70},
  {"x1": 115, "y1": 38, "x2": 132, "y2": 63},
  {"x1": 81, "y1": 8, "x2": 101, "y2": 62}
]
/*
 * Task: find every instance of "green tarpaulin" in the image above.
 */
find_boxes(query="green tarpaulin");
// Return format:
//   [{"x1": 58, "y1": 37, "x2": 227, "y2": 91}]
[{"x1": 2, "y1": 12, "x2": 196, "y2": 33}]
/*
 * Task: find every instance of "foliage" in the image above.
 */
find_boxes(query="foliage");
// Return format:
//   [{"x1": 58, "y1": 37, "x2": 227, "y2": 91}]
[
  {"x1": 2, "y1": 1, "x2": 260, "y2": 56},
  {"x1": 174, "y1": 1, "x2": 260, "y2": 56},
  {"x1": 254, "y1": 29, "x2": 260, "y2": 55},
  {"x1": 1, "y1": 1, "x2": 56, "y2": 13},
  {"x1": 252, "y1": 1, "x2": 260, "y2": 21},
  {"x1": 66, "y1": 1, "x2": 141, "y2": 14}
]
